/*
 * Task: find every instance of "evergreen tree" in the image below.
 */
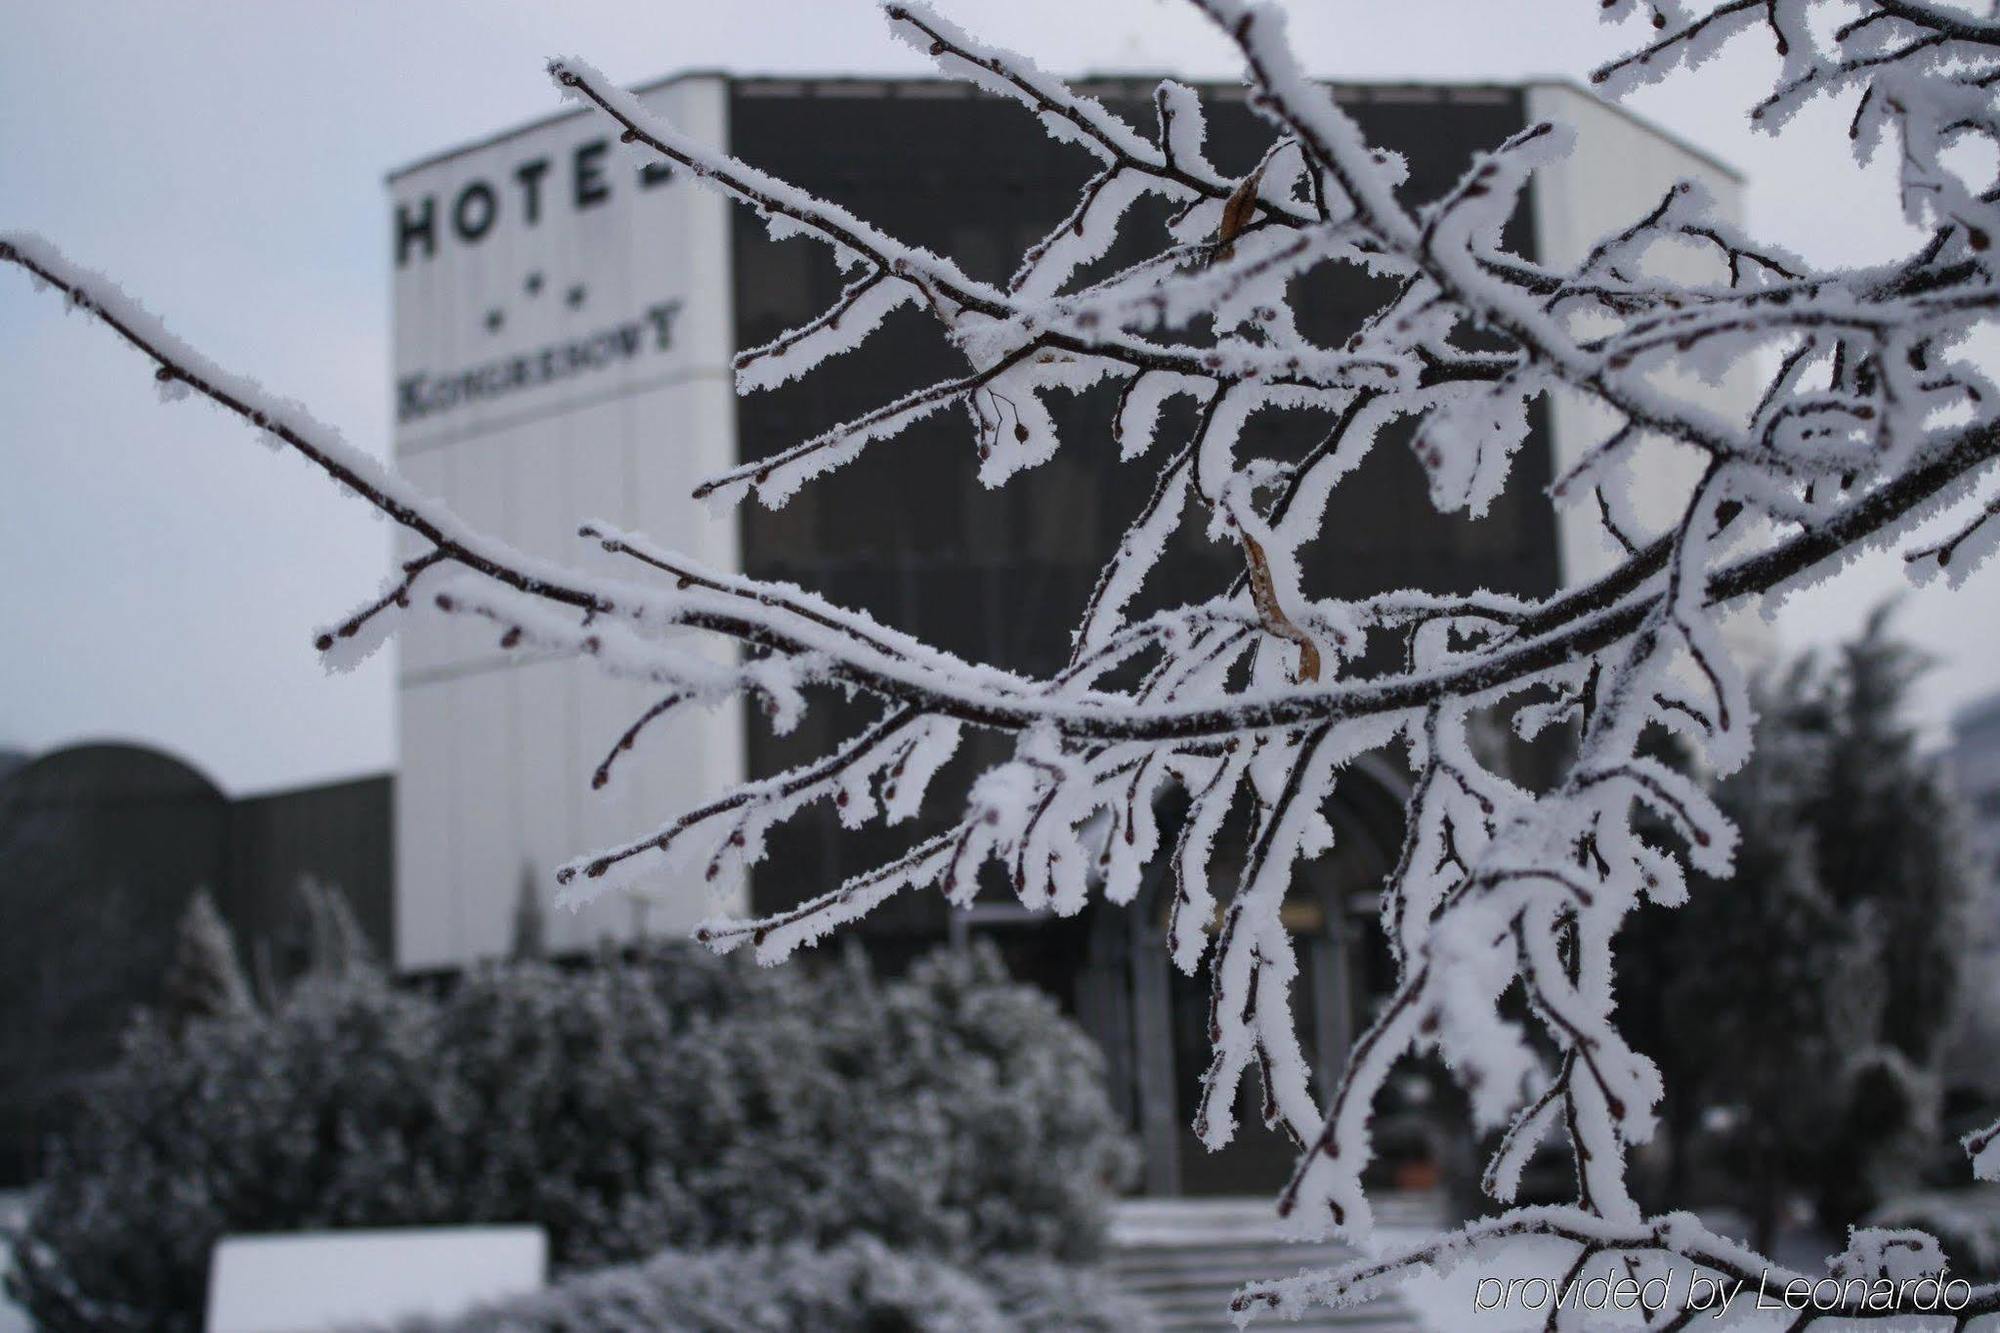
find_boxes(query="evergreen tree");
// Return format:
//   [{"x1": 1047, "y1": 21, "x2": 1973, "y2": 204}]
[
  {"x1": 1626, "y1": 607, "x2": 1975, "y2": 1246},
  {"x1": 159, "y1": 887, "x2": 255, "y2": 1029},
  {"x1": 297, "y1": 876, "x2": 377, "y2": 982},
  {"x1": 1780, "y1": 606, "x2": 1972, "y2": 1229},
  {"x1": 1794, "y1": 606, "x2": 1969, "y2": 1069},
  {"x1": 1658, "y1": 741, "x2": 1870, "y2": 1254}
]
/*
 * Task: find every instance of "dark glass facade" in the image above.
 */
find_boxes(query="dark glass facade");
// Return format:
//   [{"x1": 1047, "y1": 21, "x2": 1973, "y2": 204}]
[{"x1": 726, "y1": 78, "x2": 1559, "y2": 1192}]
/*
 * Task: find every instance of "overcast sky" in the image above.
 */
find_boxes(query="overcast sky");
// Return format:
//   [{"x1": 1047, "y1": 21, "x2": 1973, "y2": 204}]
[{"x1": 3, "y1": 0, "x2": 1996, "y2": 794}]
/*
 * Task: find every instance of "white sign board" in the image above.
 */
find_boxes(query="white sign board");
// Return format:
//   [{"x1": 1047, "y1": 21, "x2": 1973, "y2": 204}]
[{"x1": 205, "y1": 1226, "x2": 547, "y2": 1332}]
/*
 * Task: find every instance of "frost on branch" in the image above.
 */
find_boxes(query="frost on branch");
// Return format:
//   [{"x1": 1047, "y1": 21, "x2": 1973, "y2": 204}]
[
  {"x1": 1970, "y1": 1120, "x2": 2000, "y2": 1184},
  {"x1": 9, "y1": 0, "x2": 2000, "y2": 1324}
]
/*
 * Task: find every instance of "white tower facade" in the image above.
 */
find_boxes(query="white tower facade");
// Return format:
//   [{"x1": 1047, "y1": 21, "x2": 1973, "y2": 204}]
[{"x1": 388, "y1": 75, "x2": 744, "y2": 969}]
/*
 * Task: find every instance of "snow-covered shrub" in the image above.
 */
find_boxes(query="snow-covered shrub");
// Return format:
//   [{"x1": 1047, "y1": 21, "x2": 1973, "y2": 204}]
[
  {"x1": 807, "y1": 943, "x2": 1139, "y2": 1262},
  {"x1": 422, "y1": 940, "x2": 1130, "y2": 1266},
  {"x1": 388, "y1": 1235, "x2": 1010, "y2": 1333},
  {"x1": 387, "y1": 1236, "x2": 1155, "y2": 1333},
  {"x1": 417, "y1": 954, "x2": 735, "y2": 1268},
  {"x1": 421, "y1": 947, "x2": 941, "y2": 1264},
  {"x1": 9, "y1": 975, "x2": 454, "y2": 1332},
  {"x1": 7, "y1": 942, "x2": 1132, "y2": 1331},
  {"x1": 971, "y1": 1254, "x2": 1156, "y2": 1332}
]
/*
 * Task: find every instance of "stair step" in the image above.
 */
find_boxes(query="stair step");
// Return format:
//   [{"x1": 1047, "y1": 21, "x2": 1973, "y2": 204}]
[
  {"x1": 1111, "y1": 1250, "x2": 1347, "y2": 1271},
  {"x1": 1116, "y1": 1271, "x2": 1345, "y2": 1291},
  {"x1": 1108, "y1": 1196, "x2": 1430, "y2": 1332}
]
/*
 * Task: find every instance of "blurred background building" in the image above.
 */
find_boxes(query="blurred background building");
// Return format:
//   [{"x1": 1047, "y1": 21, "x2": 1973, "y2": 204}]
[
  {"x1": 383, "y1": 72, "x2": 1744, "y2": 1198},
  {"x1": 0, "y1": 72, "x2": 1748, "y2": 1200}
]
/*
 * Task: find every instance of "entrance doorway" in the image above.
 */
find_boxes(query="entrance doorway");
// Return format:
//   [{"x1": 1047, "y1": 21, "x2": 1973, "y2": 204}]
[{"x1": 1082, "y1": 758, "x2": 1408, "y2": 1197}]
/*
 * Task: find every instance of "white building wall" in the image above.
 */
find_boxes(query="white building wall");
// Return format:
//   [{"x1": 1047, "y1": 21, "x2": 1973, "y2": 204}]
[
  {"x1": 1527, "y1": 84, "x2": 1771, "y2": 666},
  {"x1": 389, "y1": 75, "x2": 744, "y2": 970}
]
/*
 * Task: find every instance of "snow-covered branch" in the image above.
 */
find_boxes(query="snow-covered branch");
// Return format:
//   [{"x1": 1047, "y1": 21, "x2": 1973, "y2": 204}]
[{"x1": 9, "y1": 0, "x2": 2000, "y2": 1323}]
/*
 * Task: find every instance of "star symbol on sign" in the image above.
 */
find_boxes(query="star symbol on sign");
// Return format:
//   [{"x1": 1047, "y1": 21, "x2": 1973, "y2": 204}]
[
  {"x1": 565, "y1": 283, "x2": 588, "y2": 310},
  {"x1": 524, "y1": 271, "x2": 544, "y2": 297},
  {"x1": 483, "y1": 308, "x2": 505, "y2": 334}
]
